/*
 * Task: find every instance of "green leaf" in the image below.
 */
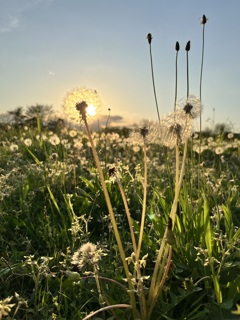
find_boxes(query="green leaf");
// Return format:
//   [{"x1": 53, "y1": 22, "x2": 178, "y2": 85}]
[
  {"x1": 222, "y1": 204, "x2": 233, "y2": 239},
  {"x1": 203, "y1": 194, "x2": 212, "y2": 257}
]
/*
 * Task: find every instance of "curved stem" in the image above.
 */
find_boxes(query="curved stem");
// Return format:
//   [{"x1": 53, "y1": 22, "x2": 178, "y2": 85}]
[
  {"x1": 83, "y1": 119, "x2": 137, "y2": 317},
  {"x1": 82, "y1": 304, "x2": 132, "y2": 320},
  {"x1": 115, "y1": 175, "x2": 137, "y2": 255},
  {"x1": 149, "y1": 42, "x2": 160, "y2": 123}
]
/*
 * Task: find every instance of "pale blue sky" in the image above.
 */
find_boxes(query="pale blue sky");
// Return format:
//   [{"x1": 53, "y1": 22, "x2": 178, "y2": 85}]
[{"x1": 0, "y1": 0, "x2": 240, "y2": 130}]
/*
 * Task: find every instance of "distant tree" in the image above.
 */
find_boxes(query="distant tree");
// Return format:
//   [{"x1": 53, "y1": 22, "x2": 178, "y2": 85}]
[
  {"x1": 8, "y1": 107, "x2": 26, "y2": 125},
  {"x1": 214, "y1": 123, "x2": 231, "y2": 135},
  {"x1": 25, "y1": 104, "x2": 53, "y2": 122},
  {"x1": 0, "y1": 112, "x2": 12, "y2": 124}
]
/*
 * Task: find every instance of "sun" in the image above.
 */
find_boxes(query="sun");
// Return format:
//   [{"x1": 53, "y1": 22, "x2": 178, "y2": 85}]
[{"x1": 86, "y1": 104, "x2": 96, "y2": 117}]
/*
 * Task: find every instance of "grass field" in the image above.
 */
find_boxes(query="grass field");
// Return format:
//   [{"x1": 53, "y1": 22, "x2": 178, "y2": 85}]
[{"x1": 1, "y1": 119, "x2": 240, "y2": 319}]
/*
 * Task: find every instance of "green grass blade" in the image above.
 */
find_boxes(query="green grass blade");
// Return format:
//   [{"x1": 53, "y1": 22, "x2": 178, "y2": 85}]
[{"x1": 203, "y1": 194, "x2": 212, "y2": 257}]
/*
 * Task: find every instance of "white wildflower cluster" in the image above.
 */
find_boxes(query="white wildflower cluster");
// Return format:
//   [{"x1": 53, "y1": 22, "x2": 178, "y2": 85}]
[
  {"x1": 125, "y1": 252, "x2": 150, "y2": 295},
  {"x1": 0, "y1": 296, "x2": 15, "y2": 318}
]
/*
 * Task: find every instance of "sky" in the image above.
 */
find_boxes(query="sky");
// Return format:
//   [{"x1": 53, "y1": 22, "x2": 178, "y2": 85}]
[{"x1": 0, "y1": 0, "x2": 240, "y2": 131}]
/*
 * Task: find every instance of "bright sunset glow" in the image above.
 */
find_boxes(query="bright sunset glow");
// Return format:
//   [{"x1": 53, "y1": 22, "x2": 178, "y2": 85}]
[
  {"x1": 86, "y1": 104, "x2": 96, "y2": 117},
  {"x1": 63, "y1": 88, "x2": 102, "y2": 123}
]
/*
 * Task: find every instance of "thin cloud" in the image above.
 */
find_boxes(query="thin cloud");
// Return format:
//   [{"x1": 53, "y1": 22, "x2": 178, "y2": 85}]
[
  {"x1": 0, "y1": 15, "x2": 19, "y2": 33},
  {"x1": 0, "y1": 0, "x2": 54, "y2": 33},
  {"x1": 48, "y1": 71, "x2": 55, "y2": 76}
]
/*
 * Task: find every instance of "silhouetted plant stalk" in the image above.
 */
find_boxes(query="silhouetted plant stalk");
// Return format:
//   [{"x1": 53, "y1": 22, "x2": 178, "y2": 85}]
[
  {"x1": 78, "y1": 19, "x2": 203, "y2": 319},
  {"x1": 79, "y1": 106, "x2": 138, "y2": 318},
  {"x1": 174, "y1": 41, "x2": 180, "y2": 114},
  {"x1": 147, "y1": 33, "x2": 160, "y2": 123},
  {"x1": 111, "y1": 167, "x2": 147, "y2": 316},
  {"x1": 199, "y1": 15, "x2": 207, "y2": 155}
]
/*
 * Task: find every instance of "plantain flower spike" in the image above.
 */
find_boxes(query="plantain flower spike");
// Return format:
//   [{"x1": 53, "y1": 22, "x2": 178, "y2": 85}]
[
  {"x1": 201, "y1": 14, "x2": 207, "y2": 25},
  {"x1": 147, "y1": 33, "x2": 152, "y2": 44},
  {"x1": 175, "y1": 41, "x2": 180, "y2": 52},
  {"x1": 185, "y1": 41, "x2": 191, "y2": 52}
]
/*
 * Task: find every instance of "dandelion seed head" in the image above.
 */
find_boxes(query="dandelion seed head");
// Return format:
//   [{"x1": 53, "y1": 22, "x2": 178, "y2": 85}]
[
  {"x1": 63, "y1": 87, "x2": 102, "y2": 123},
  {"x1": 49, "y1": 134, "x2": 60, "y2": 146},
  {"x1": 178, "y1": 95, "x2": 202, "y2": 119},
  {"x1": 69, "y1": 129, "x2": 77, "y2": 137},
  {"x1": 127, "y1": 122, "x2": 158, "y2": 146},
  {"x1": 71, "y1": 242, "x2": 104, "y2": 271},
  {"x1": 159, "y1": 110, "x2": 193, "y2": 148},
  {"x1": 24, "y1": 138, "x2": 32, "y2": 147},
  {"x1": 9, "y1": 144, "x2": 19, "y2": 152},
  {"x1": 215, "y1": 146, "x2": 224, "y2": 155}
]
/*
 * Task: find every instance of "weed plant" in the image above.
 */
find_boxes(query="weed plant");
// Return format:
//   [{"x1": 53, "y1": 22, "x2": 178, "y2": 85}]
[{"x1": 1, "y1": 14, "x2": 240, "y2": 320}]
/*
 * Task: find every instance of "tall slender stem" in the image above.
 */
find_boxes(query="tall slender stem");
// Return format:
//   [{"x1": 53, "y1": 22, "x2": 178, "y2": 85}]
[
  {"x1": 115, "y1": 176, "x2": 137, "y2": 255},
  {"x1": 83, "y1": 119, "x2": 137, "y2": 318},
  {"x1": 136, "y1": 143, "x2": 148, "y2": 260},
  {"x1": 149, "y1": 39, "x2": 160, "y2": 123},
  {"x1": 174, "y1": 42, "x2": 179, "y2": 114},
  {"x1": 199, "y1": 22, "x2": 206, "y2": 157}
]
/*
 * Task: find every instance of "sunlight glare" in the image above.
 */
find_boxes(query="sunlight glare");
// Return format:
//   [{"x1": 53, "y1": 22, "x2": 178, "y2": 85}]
[{"x1": 86, "y1": 104, "x2": 96, "y2": 117}]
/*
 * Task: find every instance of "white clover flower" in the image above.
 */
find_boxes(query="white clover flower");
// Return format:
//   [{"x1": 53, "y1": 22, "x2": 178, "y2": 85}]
[{"x1": 63, "y1": 87, "x2": 102, "y2": 123}]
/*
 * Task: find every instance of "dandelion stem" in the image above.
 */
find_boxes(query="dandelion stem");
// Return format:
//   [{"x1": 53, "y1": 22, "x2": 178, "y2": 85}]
[
  {"x1": 82, "y1": 304, "x2": 132, "y2": 320},
  {"x1": 136, "y1": 143, "x2": 148, "y2": 259},
  {"x1": 115, "y1": 175, "x2": 137, "y2": 255},
  {"x1": 147, "y1": 246, "x2": 172, "y2": 319},
  {"x1": 83, "y1": 119, "x2": 138, "y2": 318},
  {"x1": 135, "y1": 142, "x2": 148, "y2": 319}
]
